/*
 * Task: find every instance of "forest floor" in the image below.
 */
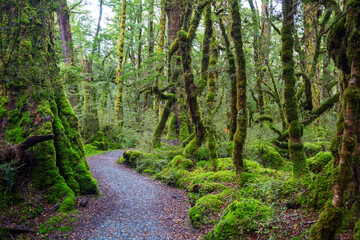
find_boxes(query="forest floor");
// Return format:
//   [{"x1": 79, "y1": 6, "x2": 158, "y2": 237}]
[{"x1": 71, "y1": 150, "x2": 203, "y2": 239}]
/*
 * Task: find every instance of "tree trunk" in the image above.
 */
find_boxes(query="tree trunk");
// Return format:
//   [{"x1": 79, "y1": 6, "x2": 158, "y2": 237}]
[
  {"x1": 57, "y1": 0, "x2": 79, "y2": 107},
  {"x1": 281, "y1": 0, "x2": 308, "y2": 177},
  {"x1": 310, "y1": 1, "x2": 360, "y2": 238},
  {"x1": 230, "y1": 0, "x2": 248, "y2": 175},
  {"x1": 115, "y1": 0, "x2": 127, "y2": 125},
  {"x1": 0, "y1": 1, "x2": 98, "y2": 212}
]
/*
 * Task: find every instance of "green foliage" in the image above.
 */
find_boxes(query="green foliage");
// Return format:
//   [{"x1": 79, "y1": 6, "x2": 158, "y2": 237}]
[
  {"x1": 205, "y1": 198, "x2": 273, "y2": 239},
  {"x1": 308, "y1": 152, "x2": 333, "y2": 173},
  {"x1": 308, "y1": 160, "x2": 333, "y2": 209},
  {"x1": 84, "y1": 144, "x2": 108, "y2": 157},
  {"x1": 303, "y1": 142, "x2": 326, "y2": 157},
  {"x1": 189, "y1": 195, "x2": 224, "y2": 228}
]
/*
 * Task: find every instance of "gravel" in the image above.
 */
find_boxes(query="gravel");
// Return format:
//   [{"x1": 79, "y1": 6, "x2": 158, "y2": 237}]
[{"x1": 73, "y1": 150, "x2": 202, "y2": 240}]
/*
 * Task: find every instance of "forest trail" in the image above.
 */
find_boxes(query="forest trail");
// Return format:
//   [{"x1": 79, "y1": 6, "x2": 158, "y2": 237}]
[{"x1": 73, "y1": 150, "x2": 201, "y2": 240}]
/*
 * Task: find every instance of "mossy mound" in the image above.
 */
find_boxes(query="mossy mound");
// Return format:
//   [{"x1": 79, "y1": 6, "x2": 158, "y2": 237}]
[
  {"x1": 189, "y1": 171, "x2": 236, "y2": 186},
  {"x1": 303, "y1": 142, "x2": 326, "y2": 157},
  {"x1": 188, "y1": 182, "x2": 228, "y2": 196},
  {"x1": 167, "y1": 155, "x2": 194, "y2": 170},
  {"x1": 246, "y1": 141, "x2": 284, "y2": 169},
  {"x1": 205, "y1": 198, "x2": 273, "y2": 239},
  {"x1": 260, "y1": 146, "x2": 284, "y2": 169},
  {"x1": 308, "y1": 160, "x2": 333, "y2": 209},
  {"x1": 89, "y1": 131, "x2": 109, "y2": 150},
  {"x1": 216, "y1": 158, "x2": 235, "y2": 171},
  {"x1": 308, "y1": 151, "x2": 333, "y2": 173},
  {"x1": 122, "y1": 151, "x2": 143, "y2": 168},
  {"x1": 189, "y1": 195, "x2": 224, "y2": 228},
  {"x1": 155, "y1": 155, "x2": 194, "y2": 187}
]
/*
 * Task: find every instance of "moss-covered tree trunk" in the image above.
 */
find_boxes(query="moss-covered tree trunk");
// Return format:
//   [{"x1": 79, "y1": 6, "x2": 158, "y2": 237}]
[
  {"x1": 310, "y1": 1, "x2": 360, "y2": 238},
  {"x1": 115, "y1": 0, "x2": 127, "y2": 125},
  {"x1": 177, "y1": 0, "x2": 213, "y2": 157},
  {"x1": 0, "y1": 1, "x2": 98, "y2": 212},
  {"x1": 230, "y1": 0, "x2": 248, "y2": 175},
  {"x1": 281, "y1": 0, "x2": 308, "y2": 177}
]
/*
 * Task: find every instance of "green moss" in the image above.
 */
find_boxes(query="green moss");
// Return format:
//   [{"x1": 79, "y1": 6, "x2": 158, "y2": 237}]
[
  {"x1": 261, "y1": 147, "x2": 284, "y2": 169},
  {"x1": 354, "y1": 218, "x2": 360, "y2": 240},
  {"x1": 216, "y1": 158, "x2": 235, "y2": 171},
  {"x1": 123, "y1": 150, "x2": 143, "y2": 168},
  {"x1": 205, "y1": 198, "x2": 273, "y2": 239},
  {"x1": 309, "y1": 204, "x2": 343, "y2": 240},
  {"x1": 179, "y1": 112, "x2": 189, "y2": 142},
  {"x1": 166, "y1": 113, "x2": 177, "y2": 140},
  {"x1": 183, "y1": 139, "x2": 199, "y2": 158},
  {"x1": 308, "y1": 152, "x2": 333, "y2": 173},
  {"x1": 304, "y1": 142, "x2": 323, "y2": 157},
  {"x1": 189, "y1": 195, "x2": 224, "y2": 228},
  {"x1": 190, "y1": 171, "x2": 235, "y2": 186},
  {"x1": 167, "y1": 155, "x2": 194, "y2": 170},
  {"x1": 117, "y1": 156, "x2": 125, "y2": 164},
  {"x1": 188, "y1": 182, "x2": 227, "y2": 196},
  {"x1": 308, "y1": 160, "x2": 333, "y2": 209}
]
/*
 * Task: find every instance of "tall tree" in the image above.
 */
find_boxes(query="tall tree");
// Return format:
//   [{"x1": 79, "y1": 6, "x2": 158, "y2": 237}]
[
  {"x1": 230, "y1": 0, "x2": 248, "y2": 175},
  {"x1": 57, "y1": 0, "x2": 79, "y2": 107},
  {"x1": 115, "y1": 0, "x2": 127, "y2": 125},
  {"x1": 310, "y1": 0, "x2": 360, "y2": 238},
  {"x1": 0, "y1": 0, "x2": 98, "y2": 212},
  {"x1": 281, "y1": 0, "x2": 308, "y2": 176}
]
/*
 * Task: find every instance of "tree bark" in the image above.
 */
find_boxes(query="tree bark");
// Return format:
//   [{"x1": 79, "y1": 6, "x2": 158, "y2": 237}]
[
  {"x1": 281, "y1": 0, "x2": 308, "y2": 176},
  {"x1": 115, "y1": 0, "x2": 127, "y2": 125},
  {"x1": 230, "y1": 0, "x2": 248, "y2": 175}
]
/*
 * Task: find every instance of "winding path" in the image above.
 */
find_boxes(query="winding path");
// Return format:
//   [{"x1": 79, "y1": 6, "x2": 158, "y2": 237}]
[{"x1": 73, "y1": 150, "x2": 201, "y2": 240}]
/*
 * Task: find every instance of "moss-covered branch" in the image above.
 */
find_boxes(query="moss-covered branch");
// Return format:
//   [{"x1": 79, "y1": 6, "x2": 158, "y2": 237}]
[{"x1": 302, "y1": 93, "x2": 340, "y2": 127}]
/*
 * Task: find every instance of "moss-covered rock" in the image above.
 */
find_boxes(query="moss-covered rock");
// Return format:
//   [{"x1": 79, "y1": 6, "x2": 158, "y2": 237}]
[
  {"x1": 205, "y1": 198, "x2": 273, "y2": 239},
  {"x1": 216, "y1": 158, "x2": 235, "y2": 171},
  {"x1": 308, "y1": 151, "x2": 333, "y2": 173},
  {"x1": 122, "y1": 150, "x2": 143, "y2": 168},
  {"x1": 189, "y1": 195, "x2": 224, "y2": 228},
  {"x1": 308, "y1": 160, "x2": 333, "y2": 209},
  {"x1": 261, "y1": 147, "x2": 284, "y2": 169}
]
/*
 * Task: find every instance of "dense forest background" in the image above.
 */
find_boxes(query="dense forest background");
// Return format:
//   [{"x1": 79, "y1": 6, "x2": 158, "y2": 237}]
[{"x1": 1, "y1": 0, "x2": 360, "y2": 239}]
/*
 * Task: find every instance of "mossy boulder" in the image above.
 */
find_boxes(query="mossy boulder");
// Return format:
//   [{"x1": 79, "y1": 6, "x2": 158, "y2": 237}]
[
  {"x1": 189, "y1": 195, "x2": 224, "y2": 228},
  {"x1": 122, "y1": 151, "x2": 143, "y2": 168},
  {"x1": 260, "y1": 146, "x2": 284, "y2": 169},
  {"x1": 167, "y1": 155, "x2": 194, "y2": 170},
  {"x1": 190, "y1": 171, "x2": 236, "y2": 187},
  {"x1": 205, "y1": 198, "x2": 273, "y2": 239},
  {"x1": 188, "y1": 182, "x2": 227, "y2": 196},
  {"x1": 216, "y1": 158, "x2": 235, "y2": 171},
  {"x1": 308, "y1": 151, "x2": 333, "y2": 173},
  {"x1": 308, "y1": 160, "x2": 333, "y2": 209}
]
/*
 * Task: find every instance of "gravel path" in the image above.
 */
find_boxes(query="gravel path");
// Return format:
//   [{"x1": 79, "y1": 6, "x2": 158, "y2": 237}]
[{"x1": 73, "y1": 150, "x2": 201, "y2": 240}]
